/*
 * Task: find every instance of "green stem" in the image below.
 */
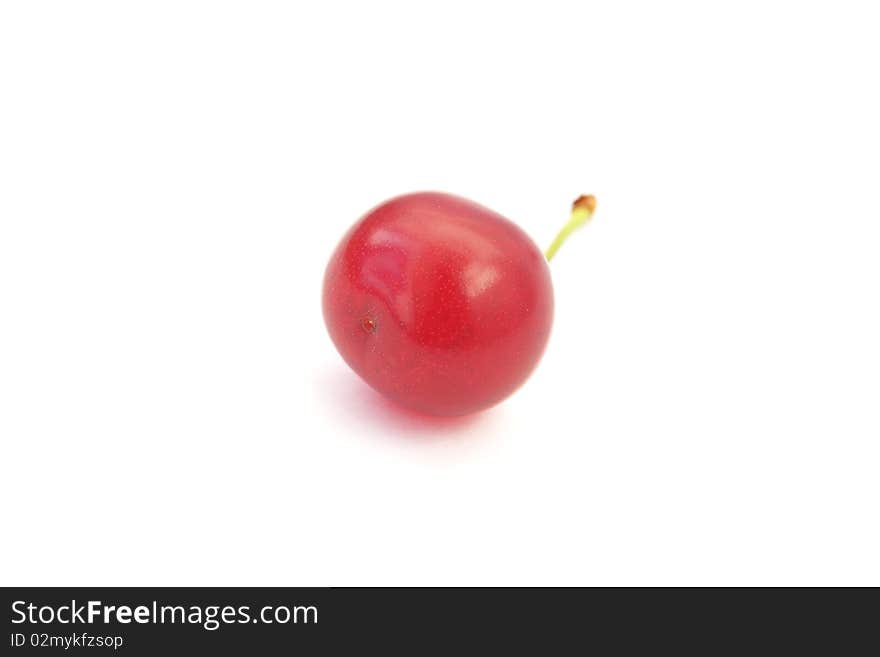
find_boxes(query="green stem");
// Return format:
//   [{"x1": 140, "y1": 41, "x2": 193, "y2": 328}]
[{"x1": 545, "y1": 194, "x2": 597, "y2": 261}]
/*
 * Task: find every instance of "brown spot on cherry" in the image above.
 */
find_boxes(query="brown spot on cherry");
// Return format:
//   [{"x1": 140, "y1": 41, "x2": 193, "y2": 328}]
[{"x1": 361, "y1": 316, "x2": 376, "y2": 334}]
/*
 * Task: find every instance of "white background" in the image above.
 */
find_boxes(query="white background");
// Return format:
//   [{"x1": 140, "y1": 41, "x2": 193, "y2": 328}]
[{"x1": 1, "y1": 1, "x2": 878, "y2": 586}]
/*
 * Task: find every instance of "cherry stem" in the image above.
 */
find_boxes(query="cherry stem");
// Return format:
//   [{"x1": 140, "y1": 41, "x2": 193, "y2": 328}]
[{"x1": 544, "y1": 194, "x2": 597, "y2": 261}]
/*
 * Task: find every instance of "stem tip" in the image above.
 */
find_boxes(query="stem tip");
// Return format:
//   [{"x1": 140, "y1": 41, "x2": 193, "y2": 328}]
[{"x1": 573, "y1": 194, "x2": 597, "y2": 213}]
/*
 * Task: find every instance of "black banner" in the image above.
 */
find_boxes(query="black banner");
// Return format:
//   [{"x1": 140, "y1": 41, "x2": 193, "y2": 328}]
[{"x1": 1, "y1": 587, "x2": 874, "y2": 653}]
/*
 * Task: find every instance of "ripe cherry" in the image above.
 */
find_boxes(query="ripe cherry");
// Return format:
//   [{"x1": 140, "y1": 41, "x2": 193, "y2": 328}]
[{"x1": 323, "y1": 192, "x2": 596, "y2": 416}]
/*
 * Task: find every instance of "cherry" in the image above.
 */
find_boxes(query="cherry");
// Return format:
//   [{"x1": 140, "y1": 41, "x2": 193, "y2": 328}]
[{"x1": 323, "y1": 192, "x2": 596, "y2": 416}]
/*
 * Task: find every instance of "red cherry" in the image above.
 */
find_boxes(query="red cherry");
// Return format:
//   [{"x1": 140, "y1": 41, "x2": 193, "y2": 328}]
[{"x1": 323, "y1": 192, "x2": 595, "y2": 416}]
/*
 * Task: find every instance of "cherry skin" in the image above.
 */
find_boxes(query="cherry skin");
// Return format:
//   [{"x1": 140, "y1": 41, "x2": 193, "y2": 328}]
[{"x1": 323, "y1": 192, "x2": 554, "y2": 416}]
